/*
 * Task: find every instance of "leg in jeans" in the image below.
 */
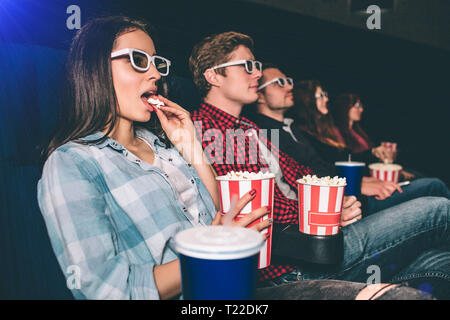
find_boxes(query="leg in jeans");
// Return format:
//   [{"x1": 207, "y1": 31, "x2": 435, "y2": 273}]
[
  {"x1": 255, "y1": 279, "x2": 365, "y2": 300},
  {"x1": 367, "y1": 178, "x2": 450, "y2": 215},
  {"x1": 254, "y1": 279, "x2": 434, "y2": 300},
  {"x1": 295, "y1": 197, "x2": 450, "y2": 298},
  {"x1": 389, "y1": 248, "x2": 450, "y2": 299}
]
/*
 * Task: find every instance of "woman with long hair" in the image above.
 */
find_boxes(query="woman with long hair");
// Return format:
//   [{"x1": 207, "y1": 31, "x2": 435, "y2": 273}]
[
  {"x1": 292, "y1": 81, "x2": 449, "y2": 212},
  {"x1": 333, "y1": 93, "x2": 372, "y2": 153},
  {"x1": 291, "y1": 80, "x2": 391, "y2": 164},
  {"x1": 332, "y1": 93, "x2": 420, "y2": 180},
  {"x1": 332, "y1": 93, "x2": 396, "y2": 162},
  {"x1": 37, "y1": 16, "x2": 271, "y2": 300},
  {"x1": 292, "y1": 80, "x2": 346, "y2": 150}
]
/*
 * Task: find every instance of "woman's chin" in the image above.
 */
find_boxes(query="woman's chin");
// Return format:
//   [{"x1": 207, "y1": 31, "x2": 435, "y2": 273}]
[{"x1": 133, "y1": 112, "x2": 152, "y2": 123}]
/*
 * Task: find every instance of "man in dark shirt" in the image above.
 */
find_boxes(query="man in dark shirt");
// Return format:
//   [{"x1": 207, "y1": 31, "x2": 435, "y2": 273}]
[
  {"x1": 188, "y1": 31, "x2": 450, "y2": 298},
  {"x1": 247, "y1": 64, "x2": 337, "y2": 177},
  {"x1": 251, "y1": 64, "x2": 450, "y2": 215}
]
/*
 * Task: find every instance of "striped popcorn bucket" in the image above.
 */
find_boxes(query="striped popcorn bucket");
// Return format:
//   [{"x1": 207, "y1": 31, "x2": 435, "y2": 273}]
[
  {"x1": 297, "y1": 182, "x2": 346, "y2": 236},
  {"x1": 369, "y1": 163, "x2": 403, "y2": 183},
  {"x1": 216, "y1": 174, "x2": 275, "y2": 269}
]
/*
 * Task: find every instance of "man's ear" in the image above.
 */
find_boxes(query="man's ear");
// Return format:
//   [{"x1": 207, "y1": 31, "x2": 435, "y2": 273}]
[{"x1": 203, "y1": 68, "x2": 221, "y2": 87}]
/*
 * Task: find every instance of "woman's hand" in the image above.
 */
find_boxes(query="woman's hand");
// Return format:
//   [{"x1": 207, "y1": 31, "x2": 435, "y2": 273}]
[
  {"x1": 211, "y1": 189, "x2": 272, "y2": 238},
  {"x1": 340, "y1": 196, "x2": 362, "y2": 227},
  {"x1": 153, "y1": 95, "x2": 197, "y2": 158},
  {"x1": 361, "y1": 179, "x2": 403, "y2": 200},
  {"x1": 400, "y1": 170, "x2": 415, "y2": 180},
  {"x1": 362, "y1": 176, "x2": 378, "y2": 183},
  {"x1": 372, "y1": 145, "x2": 393, "y2": 163}
]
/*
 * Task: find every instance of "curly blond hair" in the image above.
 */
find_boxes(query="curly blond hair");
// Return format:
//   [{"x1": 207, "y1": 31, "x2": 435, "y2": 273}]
[{"x1": 189, "y1": 31, "x2": 254, "y2": 98}]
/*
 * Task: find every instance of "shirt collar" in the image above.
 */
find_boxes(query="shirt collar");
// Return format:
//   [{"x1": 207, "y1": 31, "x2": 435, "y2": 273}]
[
  {"x1": 251, "y1": 113, "x2": 285, "y2": 129},
  {"x1": 80, "y1": 127, "x2": 166, "y2": 151},
  {"x1": 199, "y1": 102, "x2": 259, "y2": 130}
]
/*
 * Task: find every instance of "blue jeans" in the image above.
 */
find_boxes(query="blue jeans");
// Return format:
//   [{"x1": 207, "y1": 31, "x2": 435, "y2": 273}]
[
  {"x1": 265, "y1": 197, "x2": 450, "y2": 299},
  {"x1": 367, "y1": 178, "x2": 450, "y2": 215}
]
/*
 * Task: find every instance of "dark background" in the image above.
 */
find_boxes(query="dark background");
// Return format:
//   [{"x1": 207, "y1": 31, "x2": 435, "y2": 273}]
[{"x1": 0, "y1": 0, "x2": 449, "y2": 299}]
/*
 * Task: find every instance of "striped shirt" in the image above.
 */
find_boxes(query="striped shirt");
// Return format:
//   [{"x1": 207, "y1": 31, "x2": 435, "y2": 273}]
[{"x1": 37, "y1": 128, "x2": 216, "y2": 300}]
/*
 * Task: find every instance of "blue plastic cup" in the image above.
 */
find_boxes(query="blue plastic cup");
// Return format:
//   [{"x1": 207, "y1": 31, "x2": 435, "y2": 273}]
[
  {"x1": 335, "y1": 161, "x2": 365, "y2": 197},
  {"x1": 174, "y1": 226, "x2": 263, "y2": 300}
]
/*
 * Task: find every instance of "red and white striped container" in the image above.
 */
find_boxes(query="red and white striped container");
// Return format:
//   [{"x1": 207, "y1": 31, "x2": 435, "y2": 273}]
[
  {"x1": 297, "y1": 182, "x2": 346, "y2": 236},
  {"x1": 216, "y1": 173, "x2": 275, "y2": 269},
  {"x1": 369, "y1": 163, "x2": 403, "y2": 183}
]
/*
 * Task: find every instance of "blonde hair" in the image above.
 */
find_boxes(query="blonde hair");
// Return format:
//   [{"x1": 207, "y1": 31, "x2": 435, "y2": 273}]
[{"x1": 189, "y1": 31, "x2": 254, "y2": 98}]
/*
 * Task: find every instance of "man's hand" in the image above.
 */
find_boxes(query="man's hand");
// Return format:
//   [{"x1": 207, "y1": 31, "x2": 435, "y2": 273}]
[
  {"x1": 400, "y1": 170, "x2": 415, "y2": 180},
  {"x1": 340, "y1": 196, "x2": 362, "y2": 227},
  {"x1": 361, "y1": 179, "x2": 403, "y2": 200}
]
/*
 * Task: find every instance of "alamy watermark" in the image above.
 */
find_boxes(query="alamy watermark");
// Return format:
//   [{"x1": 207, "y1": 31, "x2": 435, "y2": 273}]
[
  {"x1": 366, "y1": 5, "x2": 381, "y2": 30},
  {"x1": 366, "y1": 264, "x2": 381, "y2": 284},
  {"x1": 66, "y1": 5, "x2": 81, "y2": 30},
  {"x1": 188, "y1": 122, "x2": 280, "y2": 167},
  {"x1": 66, "y1": 265, "x2": 81, "y2": 290}
]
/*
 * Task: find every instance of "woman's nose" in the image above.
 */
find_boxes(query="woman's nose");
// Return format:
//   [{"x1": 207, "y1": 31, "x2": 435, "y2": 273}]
[{"x1": 147, "y1": 63, "x2": 161, "y2": 81}]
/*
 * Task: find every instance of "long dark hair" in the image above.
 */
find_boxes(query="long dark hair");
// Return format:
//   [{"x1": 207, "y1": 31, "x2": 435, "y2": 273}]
[
  {"x1": 292, "y1": 80, "x2": 345, "y2": 148},
  {"x1": 42, "y1": 16, "x2": 168, "y2": 162},
  {"x1": 332, "y1": 93, "x2": 373, "y2": 152}
]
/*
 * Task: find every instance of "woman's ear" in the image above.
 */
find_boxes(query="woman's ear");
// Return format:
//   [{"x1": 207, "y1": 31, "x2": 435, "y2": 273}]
[{"x1": 203, "y1": 68, "x2": 221, "y2": 87}]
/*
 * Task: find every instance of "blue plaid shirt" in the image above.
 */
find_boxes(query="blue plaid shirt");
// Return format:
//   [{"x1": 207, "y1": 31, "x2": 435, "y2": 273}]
[{"x1": 37, "y1": 128, "x2": 216, "y2": 300}]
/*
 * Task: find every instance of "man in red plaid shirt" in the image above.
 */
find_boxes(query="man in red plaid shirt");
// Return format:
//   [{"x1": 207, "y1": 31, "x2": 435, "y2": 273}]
[
  {"x1": 187, "y1": 31, "x2": 450, "y2": 298},
  {"x1": 188, "y1": 32, "x2": 363, "y2": 282}
]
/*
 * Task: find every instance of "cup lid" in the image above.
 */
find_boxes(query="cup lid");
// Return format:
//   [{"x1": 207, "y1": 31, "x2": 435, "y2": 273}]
[
  {"x1": 335, "y1": 161, "x2": 365, "y2": 167},
  {"x1": 174, "y1": 226, "x2": 263, "y2": 260}
]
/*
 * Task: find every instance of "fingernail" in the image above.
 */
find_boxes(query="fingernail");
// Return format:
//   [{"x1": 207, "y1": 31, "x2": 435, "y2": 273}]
[
  {"x1": 266, "y1": 206, "x2": 271, "y2": 212},
  {"x1": 250, "y1": 189, "x2": 256, "y2": 196}
]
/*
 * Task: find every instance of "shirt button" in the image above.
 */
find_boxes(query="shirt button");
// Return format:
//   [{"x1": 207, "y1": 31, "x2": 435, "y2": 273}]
[
  {"x1": 183, "y1": 207, "x2": 187, "y2": 212},
  {"x1": 191, "y1": 179, "x2": 195, "y2": 184},
  {"x1": 164, "y1": 173, "x2": 169, "y2": 178},
  {"x1": 168, "y1": 158, "x2": 173, "y2": 162}
]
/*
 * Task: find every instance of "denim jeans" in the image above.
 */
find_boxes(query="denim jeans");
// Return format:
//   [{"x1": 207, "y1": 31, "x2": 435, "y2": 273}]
[
  {"x1": 262, "y1": 196, "x2": 450, "y2": 299},
  {"x1": 367, "y1": 178, "x2": 450, "y2": 215},
  {"x1": 255, "y1": 279, "x2": 434, "y2": 300}
]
